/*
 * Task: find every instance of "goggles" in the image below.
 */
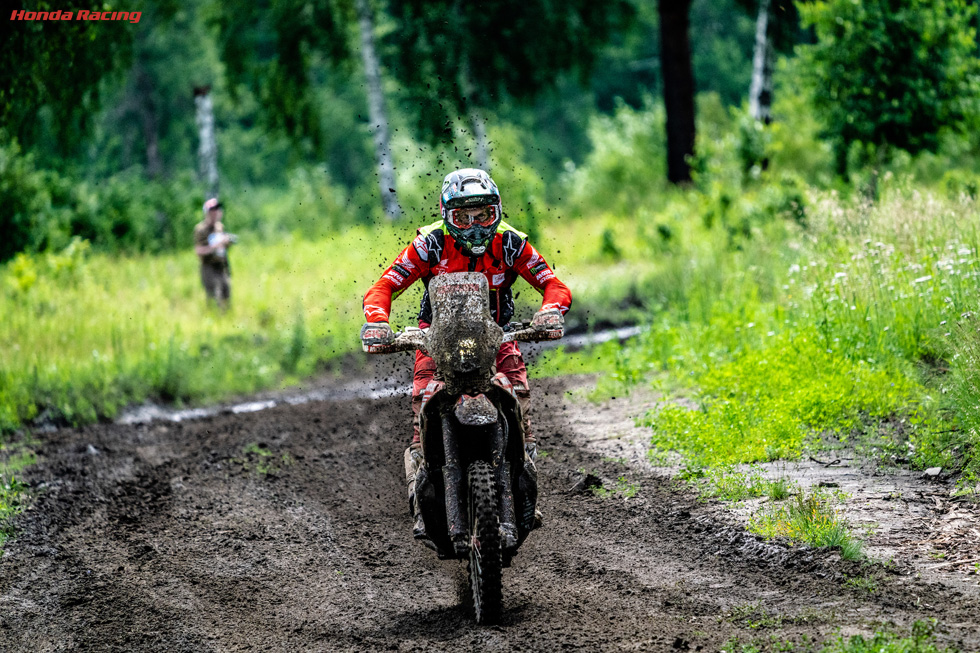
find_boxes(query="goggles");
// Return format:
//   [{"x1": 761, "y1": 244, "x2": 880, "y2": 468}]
[{"x1": 448, "y1": 205, "x2": 497, "y2": 229}]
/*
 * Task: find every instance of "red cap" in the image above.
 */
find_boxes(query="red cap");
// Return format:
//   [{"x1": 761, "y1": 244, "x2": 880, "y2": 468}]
[{"x1": 203, "y1": 198, "x2": 223, "y2": 212}]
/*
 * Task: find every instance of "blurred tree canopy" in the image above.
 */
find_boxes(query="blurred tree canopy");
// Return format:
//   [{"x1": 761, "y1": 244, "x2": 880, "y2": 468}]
[
  {"x1": 210, "y1": 0, "x2": 354, "y2": 153},
  {"x1": 0, "y1": 1, "x2": 137, "y2": 159},
  {"x1": 7, "y1": 0, "x2": 980, "y2": 262},
  {"x1": 799, "y1": 0, "x2": 980, "y2": 177},
  {"x1": 383, "y1": 0, "x2": 635, "y2": 142}
]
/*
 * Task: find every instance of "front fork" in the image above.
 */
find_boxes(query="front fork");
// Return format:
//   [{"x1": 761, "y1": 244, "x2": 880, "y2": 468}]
[
  {"x1": 441, "y1": 408, "x2": 519, "y2": 557},
  {"x1": 441, "y1": 413, "x2": 468, "y2": 555},
  {"x1": 492, "y1": 412, "x2": 519, "y2": 550}
]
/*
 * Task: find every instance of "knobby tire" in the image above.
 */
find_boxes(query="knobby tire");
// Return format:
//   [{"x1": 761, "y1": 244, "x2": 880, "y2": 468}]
[{"x1": 467, "y1": 461, "x2": 502, "y2": 624}]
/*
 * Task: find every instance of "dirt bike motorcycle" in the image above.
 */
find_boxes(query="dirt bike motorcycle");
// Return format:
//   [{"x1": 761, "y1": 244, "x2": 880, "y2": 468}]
[{"x1": 363, "y1": 272, "x2": 562, "y2": 623}]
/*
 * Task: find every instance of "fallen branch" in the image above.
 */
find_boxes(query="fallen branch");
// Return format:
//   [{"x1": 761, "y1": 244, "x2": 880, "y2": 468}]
[
  {"x1": 808, "y1": 455, "x2": 841, "y2": 466},
  {"x1": 927, "y1": 556, "x2": 980, "y2": 570}
]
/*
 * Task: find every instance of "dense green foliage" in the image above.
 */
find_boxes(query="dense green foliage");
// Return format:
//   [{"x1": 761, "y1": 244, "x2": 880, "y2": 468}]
[
  {"x1": 799, "y1": 0, "x2": 980, "y2": 176},
  {"x1": 210, "y1": 0, "x2": 353, "y2": 150},
  {"x1": 0, "y1": 1, "x2": 136, "y2": 155},
  {"x1": 385, "y1": 0, "x2": 635, "y2": 140},
  {"x1": 1, "y1": 0, "x2": 767, "y2": 263}
]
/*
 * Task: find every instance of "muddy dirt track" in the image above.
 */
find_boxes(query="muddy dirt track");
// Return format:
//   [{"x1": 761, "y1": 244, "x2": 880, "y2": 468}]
[{"x1": 1, "y1": 371, "x2": 979, "y2": 652}]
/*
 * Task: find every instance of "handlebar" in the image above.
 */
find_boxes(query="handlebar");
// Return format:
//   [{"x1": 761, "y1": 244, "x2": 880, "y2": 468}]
[
  {"x1": 362, "y1": 327, "x2": 427, "y2": 354},
  {"x1": 362, "y1": 324, "x2": 563, "y2": 354},
  {"x1": 502, "y1": 326, "x2": 564, "y2": 343}
]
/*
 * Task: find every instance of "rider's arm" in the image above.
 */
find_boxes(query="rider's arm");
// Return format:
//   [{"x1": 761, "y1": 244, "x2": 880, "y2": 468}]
[
  {"x1": 513, "y1": 243, "x2": 572, "y2": 316},
  {"x1": 362, "y1": 238, "x2": 430, "y2": 323}
]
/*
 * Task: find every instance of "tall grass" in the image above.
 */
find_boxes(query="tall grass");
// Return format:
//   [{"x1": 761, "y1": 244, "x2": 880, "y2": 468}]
[
  {"x1": 538, "y1": 188, "x2": 980, "y2": 479},
  {"x1": 0, "y1": 211, "x2": 670, "y2": 434},
  {"x1": 749, "y1": 489, "x2": 864, "y2": 561},
  {"x1": 0, "y1": 224, "x2": 414, "y2": 431}
]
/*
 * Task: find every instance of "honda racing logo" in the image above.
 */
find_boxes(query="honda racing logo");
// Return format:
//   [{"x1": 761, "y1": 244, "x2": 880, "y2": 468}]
[{"x1": 10, "y1": 9, "x2": 142, "y2": 22}]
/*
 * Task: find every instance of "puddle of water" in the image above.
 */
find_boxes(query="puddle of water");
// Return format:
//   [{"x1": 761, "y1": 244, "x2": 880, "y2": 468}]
[{"x1": 118, "y1": 383, "x2": 413, "y2": 425}]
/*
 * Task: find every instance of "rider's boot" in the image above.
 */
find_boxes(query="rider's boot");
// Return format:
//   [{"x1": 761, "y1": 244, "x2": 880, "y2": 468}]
[
  {"x1": 527, "y1": 436, "x2": 543, "y2": 530},
  {"x1": 499, "y1": 522, "x2": 519, "y2": 550},
  {"x1": 524, "y1": 439, "x2": 538, "y2": 464},
  {"x1": 515, "y1": 387, "x2": 544, "y2": 530},
  {"x1": 522, "y1": 432, "x2": 544, "y2": 530},
  {"x1": 404, "y1": 442, "x2": 429, "y2": 541}
]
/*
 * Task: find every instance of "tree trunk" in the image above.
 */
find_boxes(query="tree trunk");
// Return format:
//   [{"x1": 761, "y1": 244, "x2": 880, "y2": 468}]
[
  {"x1": 457, "y1": 64, "x2": 491, "y2": 172},
  {"x1": 193, "y1": 86, "x2": 219, "y2": 200},
  {"x1": 749, "y1": 0, "x2": 774, "y2": 125},
  {"x1": 867, "y1": 143, "x2": 887, "y2": 203},
  {"x1": 135, "y1": 65, "x2": 163, "y2": 180},
  {"x1": 658, "y1": 0, "x2": 696, "y2": 185},
  {"x1": 356, "y1": 0, "x2": 401, "y2": 220},
  {"x1": 471, "y1": 110, "x2": 490, "y2": 172}
]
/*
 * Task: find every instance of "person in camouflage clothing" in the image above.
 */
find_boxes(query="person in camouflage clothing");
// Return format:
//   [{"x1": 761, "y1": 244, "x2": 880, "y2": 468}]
[{"x1": 193, "y1": 198, "x2": 235, "y2": 310}]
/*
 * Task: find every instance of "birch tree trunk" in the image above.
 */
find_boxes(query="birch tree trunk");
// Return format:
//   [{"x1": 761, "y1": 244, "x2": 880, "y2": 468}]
[
  {"x1": 457, "y1": 64, "x2": 491, "y2": 172},
  {"x1": 356, "y1": 0, "x2": 401, "y2": 220},
  {"x1": 193, "y1": 86, "x2": 219, "y2": 200},
  {"x1": 748, "y1": 0, "x2": 774, "y2": 125},
  {"x1": 471, "y1": 110, "x2": 490, "y2": 172}
]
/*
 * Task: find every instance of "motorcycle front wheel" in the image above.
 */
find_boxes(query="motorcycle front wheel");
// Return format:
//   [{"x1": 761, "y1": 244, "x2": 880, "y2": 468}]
[{"x1": 467, "y1": 460, "x2": 503, "y2": 624}]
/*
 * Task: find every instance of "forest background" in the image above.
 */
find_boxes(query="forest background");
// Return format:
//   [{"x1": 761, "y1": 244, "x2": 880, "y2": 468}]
[{"x1": 4, "y1": 0, "x2": 980, "y2": 499}]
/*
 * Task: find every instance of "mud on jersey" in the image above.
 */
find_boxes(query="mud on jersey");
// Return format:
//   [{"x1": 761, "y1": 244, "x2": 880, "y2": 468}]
[{"x1": 363, "y1": 220, "x2": 572, "y2": 326}]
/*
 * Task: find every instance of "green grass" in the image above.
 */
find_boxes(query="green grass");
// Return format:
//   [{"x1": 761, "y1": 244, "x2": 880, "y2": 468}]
[
  {"x1": 689, "y1": 467, "x2": 864, "y2": 559},
  {"x1": 0, "y1": 442, "x2": 36, "y2": 550},
  {"x1": 591, "y1": 475, "x2": 639, "y2": 499},
  {"x1": 0, "y1": 212, "x2": 662, "y2": 436},
  {"x1": 539, "y1": 190, "x2": 980, "y2": 563},
  {"x1": 723, "y1": 620, "x2": 957, "y2": 652},
  {"x1": 545, "y1": 190, "x2": 980, "y2": 480},
  {"x1": 693, "y1": 467, "x2": 798, "y2": 503},
  {"x1": 843, "y1": 572, "x2": 878, "y2": 594},
  {"x1": 0, "y1": 476, "x2": 28, "y2": 549},
  {"x1": 233, "y1": 442, "x2": 293, "y2": 476},
  {"x1": 553, "y1": 191, "x2": 980, "y2": 560},
  {"x1": 749, "y1": 489, "x2": 864, "y2": 561},
  {"x1": 822, "y1": 620, "x2": 958, "y2": 653},
  {"x1": 641, "y1": 331, "x2": 929, "y2": 467}
]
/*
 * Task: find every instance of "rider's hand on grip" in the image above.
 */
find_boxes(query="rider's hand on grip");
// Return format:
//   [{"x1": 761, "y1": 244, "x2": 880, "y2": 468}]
[
  {"x1": 360, "y1": 321, "x2": 394, "y2": 346},
  {"x1": 531, "y1": 308, "x2": 563, "y2": 336}
]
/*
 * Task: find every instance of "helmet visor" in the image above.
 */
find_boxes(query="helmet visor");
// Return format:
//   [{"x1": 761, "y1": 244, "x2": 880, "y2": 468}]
[{"x1": 449, "y1": 205, "x2": 497, "y2": 230}]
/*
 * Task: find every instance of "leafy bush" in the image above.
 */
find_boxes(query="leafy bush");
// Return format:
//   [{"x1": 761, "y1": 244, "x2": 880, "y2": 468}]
[
  {"x1": 562, "y1": 99, "x2": 668, "y2": 217},
  {"x1": 0, "y1": 139, "x2": 69, "y2": 262},
  {"x1": 0, "y1": 137, "x2": 210, "y2": 261}
]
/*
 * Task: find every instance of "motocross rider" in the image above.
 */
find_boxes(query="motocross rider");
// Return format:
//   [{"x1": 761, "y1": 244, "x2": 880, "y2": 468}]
[{"x1": 360, "y1": 168, "x2": 572, "y2": 541}]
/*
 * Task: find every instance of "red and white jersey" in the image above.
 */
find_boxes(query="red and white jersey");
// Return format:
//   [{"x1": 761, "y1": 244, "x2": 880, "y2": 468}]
[{"x1": 363, "y1": 220, "x2": 572, "y2": 325}]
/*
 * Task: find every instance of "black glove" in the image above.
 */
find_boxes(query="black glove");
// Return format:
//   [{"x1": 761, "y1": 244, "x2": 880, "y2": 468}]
[
  {"x1": 360, "y1": 321, "x2": 394, "y2": 345},
  {"x1": 531, "y1": 308, "x2": 563, "y2": 332}
]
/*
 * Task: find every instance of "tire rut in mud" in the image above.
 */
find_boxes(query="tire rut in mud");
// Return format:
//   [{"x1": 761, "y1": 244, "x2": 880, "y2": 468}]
[{"x1": 1, "y1": 378, "x2": 978, "y2": 652}]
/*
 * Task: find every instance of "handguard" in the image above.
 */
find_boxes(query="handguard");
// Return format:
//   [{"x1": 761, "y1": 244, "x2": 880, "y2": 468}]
[
  {"x1": 502, "y1": 309, "x2": 564, "y2": 343},
  {"x1": 531, "y1": 308, "x2": 564, "y2": 332},
  {"x1": 363, "y1": 327, "x2": 427, "y2": 354}
]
